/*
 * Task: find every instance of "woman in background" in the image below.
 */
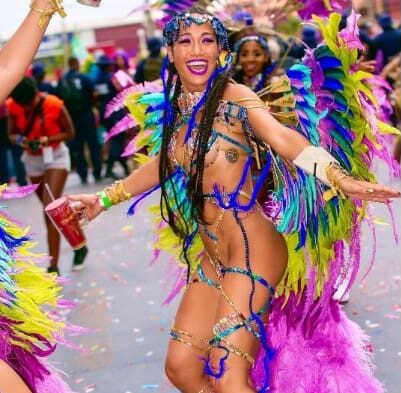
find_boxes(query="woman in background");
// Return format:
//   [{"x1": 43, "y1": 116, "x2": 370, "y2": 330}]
[{"x1": 232, "y1": 27, "x2": 277, "y2": 92}]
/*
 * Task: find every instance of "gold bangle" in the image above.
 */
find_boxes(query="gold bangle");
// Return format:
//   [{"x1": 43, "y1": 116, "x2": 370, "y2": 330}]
[
  {"x1": 103, "y1": 181, "x2": 132, "y2": 206},
  {"x1": 30, "y1": 0, "x2": 67, "y2": 28},
  {"x1": 324, "y1": 162, "x2": 350, "y2": 201}
]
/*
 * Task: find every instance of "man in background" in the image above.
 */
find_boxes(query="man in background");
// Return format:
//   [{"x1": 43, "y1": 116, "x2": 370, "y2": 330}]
[
  {"x1": 134, "y1": 37, "x2": 163, "y2": 83},
  {"x1": 58, "y1": 57, "x2": 102, "y2": 184}
]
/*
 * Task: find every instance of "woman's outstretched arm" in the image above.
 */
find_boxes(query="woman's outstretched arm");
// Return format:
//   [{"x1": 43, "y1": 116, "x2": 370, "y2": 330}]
[
  {"x1": 0, "y1": 0, "x2": 65, "y2": 102},
  {"x1": 226, "y1": 83, "x2": 400, "y2": 202}
]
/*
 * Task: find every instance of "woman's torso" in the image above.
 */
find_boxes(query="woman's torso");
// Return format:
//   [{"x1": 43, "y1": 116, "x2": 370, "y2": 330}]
[{"x1": 168, "y1": 94, "x2": 278, "y2": 265}]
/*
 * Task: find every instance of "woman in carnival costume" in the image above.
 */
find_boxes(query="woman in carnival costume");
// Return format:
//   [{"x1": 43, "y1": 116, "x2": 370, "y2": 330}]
[
  {"x1": 70, "y1": 5, "x2": 400, "y2": 393},
  {"x1": 232, "y1": 27, "x2": 277, "y2": 93},
  {"x1": 0, "y1": 1, "x2": 81, "y2": 392}
]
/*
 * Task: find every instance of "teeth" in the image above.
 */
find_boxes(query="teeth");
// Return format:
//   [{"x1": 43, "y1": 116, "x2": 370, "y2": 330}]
[{"x1": 187, "y1": 61, "x2": 207, "y2": 66}]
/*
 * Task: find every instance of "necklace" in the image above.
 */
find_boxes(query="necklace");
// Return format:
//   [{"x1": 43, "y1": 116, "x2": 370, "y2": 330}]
[
  {"x1": 177, "y1": 91, "x2": 204, "y2": 116},
  {"x1": 244, "y1": 73, "x2": 263, "y2": 91}
]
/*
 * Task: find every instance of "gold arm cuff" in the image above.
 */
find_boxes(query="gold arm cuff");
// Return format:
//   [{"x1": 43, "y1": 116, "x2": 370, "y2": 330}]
[
  {"x1": 234, "y1": 97, "x2": 263, "y2": 103},
  {"x1": 243, "y1": 105, "x2": 266, "y2": 110}
]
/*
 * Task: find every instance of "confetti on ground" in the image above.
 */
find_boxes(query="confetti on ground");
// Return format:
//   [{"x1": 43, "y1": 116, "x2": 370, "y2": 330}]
[
  {"x1": 384, "y1": 314, "x2": 400, "y2": 320},
  {"x1": 141, "y1": 384, "x2": 159, "y2": 390},
  {"x1": 121, "y1": 225, "x2": 134, "y2": 232},
  {"x1": 365, "y1": 320, "x2": 381, "y2": 329}
]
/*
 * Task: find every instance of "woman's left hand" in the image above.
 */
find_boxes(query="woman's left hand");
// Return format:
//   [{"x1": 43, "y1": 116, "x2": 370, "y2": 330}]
[{"x1": 339, "y1": 177, "x2": 400, "y2": 203}]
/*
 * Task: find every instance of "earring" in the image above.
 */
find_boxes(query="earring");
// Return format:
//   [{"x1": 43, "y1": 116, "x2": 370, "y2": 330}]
[{"x1": 218, "y1": 50, "x2": 233, "y2": 70}]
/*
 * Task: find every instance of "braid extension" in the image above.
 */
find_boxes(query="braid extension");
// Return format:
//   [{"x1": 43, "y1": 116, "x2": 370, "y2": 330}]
[
  {"x1": 159, "y1": 6, "x2": 233, "y2": 276},
  {"x1": 159, "y1": 63, "x2": 196, "y2": 276},
  {"x1": 255, "y1": 61, "x2": 276, "y2": 92},
  {"x1": 190, "y1": 72, "x2": 230, "y2": 223},
  {"x1": 159, "y1": 63, "x2": 177, "y2": 227},
  {"x1": 159, "y1": 62, "x2": 181, "y2": 232}
]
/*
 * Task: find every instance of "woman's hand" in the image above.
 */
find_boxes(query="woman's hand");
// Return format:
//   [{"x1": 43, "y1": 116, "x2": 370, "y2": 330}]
[
  {"x1": 339, "y1": 177, "x2": 400, "y2": 203},
  {"x1": 67, "y1": 194, "x2": 104, "y2": 222}
]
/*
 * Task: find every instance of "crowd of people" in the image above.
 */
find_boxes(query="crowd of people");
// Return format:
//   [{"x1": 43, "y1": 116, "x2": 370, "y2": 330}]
[
  {"x1": 0, "y1": 1, "x2": 400, "y2": 392},
  {"x1": 0, "y1": 37, "x2": 164, "y2": 188},
  {"x1": 2, "y1": 10, "x2": 400, "y2": 193}
]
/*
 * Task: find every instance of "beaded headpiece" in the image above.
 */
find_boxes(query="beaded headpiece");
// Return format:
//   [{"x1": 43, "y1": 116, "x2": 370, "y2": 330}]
[
  {"x1": 163, "y1": 11, "x2": 232, "y2": 69},
  {"x1": 163, "y1": 12, "x2": 228, "y2": 48},
  {"x1": 234, "y1": 35, "x2": 270, "y2": 53}
]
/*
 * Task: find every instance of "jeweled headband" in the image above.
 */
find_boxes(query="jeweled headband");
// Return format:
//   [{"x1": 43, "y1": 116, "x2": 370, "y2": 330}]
[
  {"x1": 234, "y1": 35, "x2": 270, "y2": 53},
  {"x1": 163, "y1": 12, "x2": 230, "y2": 52}
]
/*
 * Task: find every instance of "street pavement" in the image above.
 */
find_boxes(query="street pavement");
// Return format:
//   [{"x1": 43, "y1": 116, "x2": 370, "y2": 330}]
[{"x1": 5, "y1": 166, "x2": 401, "y2": 393}]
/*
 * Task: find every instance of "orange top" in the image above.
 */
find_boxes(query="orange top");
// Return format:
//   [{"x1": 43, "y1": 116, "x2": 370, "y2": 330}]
[{"x1": 7, "y1": 94, "x2": 64, "y2": 154}]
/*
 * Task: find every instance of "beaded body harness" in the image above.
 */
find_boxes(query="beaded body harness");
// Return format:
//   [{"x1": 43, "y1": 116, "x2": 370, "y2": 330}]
[{"x1": 167, "y1": 91, "x2": 275, "y2": 385}]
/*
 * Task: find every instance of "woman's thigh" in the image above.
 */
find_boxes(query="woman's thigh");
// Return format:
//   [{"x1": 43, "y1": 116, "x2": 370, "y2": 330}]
[
  {"x1": 166, "y1": 256, "x2": 220, "y2": 379},
  {"x1": 207, "y1": 216, "x2": 288, "y2": 389}
]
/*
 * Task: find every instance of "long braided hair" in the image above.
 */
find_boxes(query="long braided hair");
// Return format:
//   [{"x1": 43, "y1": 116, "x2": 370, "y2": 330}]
[{"x1": 158, "y1": 9, "x2": 230, "y2": 271}]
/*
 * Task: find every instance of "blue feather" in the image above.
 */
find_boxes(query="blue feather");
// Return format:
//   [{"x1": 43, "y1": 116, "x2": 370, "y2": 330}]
[
  {"x1": 318, "y1": 56, "x2": 342, "y2": 70},
  {"x1": 322, "y1": 78, "x2": 344, "y2": 91}
]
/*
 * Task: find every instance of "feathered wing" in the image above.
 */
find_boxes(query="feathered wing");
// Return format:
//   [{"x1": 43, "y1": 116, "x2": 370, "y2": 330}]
[
  {"x1": 0, "y1": 184, "x2": 80, "y2": 393},
  {"x1": 259, "y1": 11, "x2": 400, "y2": 301},
  {"x1": 251, "y1": 12, "x2": 399, "y2": 392},
  {"x1": 107, "y1": 85, "x2": 204, "y2": 298}
]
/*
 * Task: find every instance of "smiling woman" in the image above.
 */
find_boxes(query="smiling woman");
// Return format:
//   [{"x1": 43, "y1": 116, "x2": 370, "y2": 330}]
[
  {"x1": 233, "y1": 27, "x2": 275, "y2": 92},
  {"x1": 68, "y1": 6, "x2": 401, "y2": 393},
  {"x1": 167, "y1": 23, "x2": 219, "y2": 92}
]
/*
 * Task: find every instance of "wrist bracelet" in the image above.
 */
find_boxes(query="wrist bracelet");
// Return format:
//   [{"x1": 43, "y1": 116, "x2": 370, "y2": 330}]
[
  {"x1": 323, "y1": 162, "x2": 349, "y2": 201},
  {"x1": 96, "y1": 181, "x2": 132, "y2": 210},
  {"x1": 104, "y1": 181, "x2": 132, "y2": 206},
  {"x1": 293, "y1": 146, "x2": 351, "y2": 201},
  {"x1": 96, "y1": 191, "x2": 112, "y2": 210},
  {"x1": 30, "y1": 0, "x2": 67, "y2": 28}
]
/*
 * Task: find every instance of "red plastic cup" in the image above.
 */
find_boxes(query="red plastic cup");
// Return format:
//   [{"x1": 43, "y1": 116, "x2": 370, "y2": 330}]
[
  {"x1": 45, "y1": 197, "x2": 87, "y2": 250},
  {"x1": 76, "y1": 0, "x2": 101, "y2": 6}
]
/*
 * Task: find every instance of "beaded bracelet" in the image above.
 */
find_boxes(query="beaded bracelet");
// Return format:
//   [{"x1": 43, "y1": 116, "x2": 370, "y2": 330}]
[{"x1": 96, "y1": 190, "x2": 112, "y2": 210}]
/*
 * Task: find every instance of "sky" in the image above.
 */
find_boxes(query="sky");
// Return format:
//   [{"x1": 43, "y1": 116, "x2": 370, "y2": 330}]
[{"x1": 1, "y1": 0, "x2": 144, "y2": 38}]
